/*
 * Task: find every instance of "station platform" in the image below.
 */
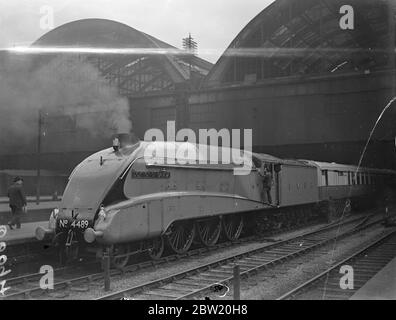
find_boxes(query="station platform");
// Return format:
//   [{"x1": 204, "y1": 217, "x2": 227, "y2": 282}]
[
  {"x1": 0, "y1": 195, "x2": 61, "y2": 204},
  {"x1": 350, "y1": 257, "x2": 396, "y2": 300},
  {"x1": 0, "y1": 199, "x2": 60, "y2": 224},
  {"x1": 2, "y1": 221, "x2": 48, "y2": 245}
]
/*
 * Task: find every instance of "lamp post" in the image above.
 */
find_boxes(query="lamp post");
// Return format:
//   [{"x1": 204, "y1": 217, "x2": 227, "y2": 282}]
[{"x1": 388, "y1": 0, "x2": 395, "y2": 96}]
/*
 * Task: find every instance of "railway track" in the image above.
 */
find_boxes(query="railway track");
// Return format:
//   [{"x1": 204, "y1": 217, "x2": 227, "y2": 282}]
[
  {"x1": 4, "y1": 208, "x2": 357, "y2": 300},
  {"x1": 2, "y1": 221, "x2": 309, "y2": 300},
  {"x1": 96, "y1": 213, "x2": 383, "y2": 300},
  {"x1": 277, "y1": 229, "x2": 396, "y2": 300},
  {"x1": 5, "y1": 240, "x2": 55, "y2": 265},
  {"x1": 4, "y1": 212, "x2": 326, "y2": 276},
  {"x1": 0, "y1": 212, "x2": 378, "y2": 300}
]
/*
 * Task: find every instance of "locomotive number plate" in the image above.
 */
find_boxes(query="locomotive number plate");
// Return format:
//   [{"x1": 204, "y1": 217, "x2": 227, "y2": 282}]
[{"x1": 58, "y1": 219, "x2": 89, "y2": 230}]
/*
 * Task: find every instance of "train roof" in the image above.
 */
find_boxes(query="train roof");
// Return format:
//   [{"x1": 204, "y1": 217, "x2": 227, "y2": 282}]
[
  {"x1": 301, "y1": 160, "x2": 396, "y2": 175},
  {"x1": 138, "y1": 141, "x2": 253, "y2": 167},
  {"x1": 107, "y1": 141, "x2": 396, "y2": 174},
  {"x1": 252, "y1": 153, "x2": 316, "y2": 168}
]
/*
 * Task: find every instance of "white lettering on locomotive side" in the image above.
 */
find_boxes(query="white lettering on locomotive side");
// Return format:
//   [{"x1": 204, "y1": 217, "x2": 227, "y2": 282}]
[{"x1": 131, "y1": 170, "x2": 171, "y2": 179}]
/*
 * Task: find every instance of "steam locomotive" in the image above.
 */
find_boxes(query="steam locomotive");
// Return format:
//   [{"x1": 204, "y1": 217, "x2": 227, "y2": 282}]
[{"x1": 36, "y1": 134, "x2": 395, "y2": 267}]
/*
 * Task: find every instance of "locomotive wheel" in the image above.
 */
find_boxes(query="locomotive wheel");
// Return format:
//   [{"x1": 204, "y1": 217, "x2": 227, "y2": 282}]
[
  {"x1": 222, "y1": 215, "x2": 244, "y2": 241},
  {"x1": 148, "y1": 237, "x2": 165, "y2": 260},
  {"x1": 196, "y1": 217, "x2": 221, "y2": 247},
  {"x1": 166, "y1": 221, "x2": 195, "y2": 254},
  {"x1": 111, "y1": 244, "x2": 130, "y2": 269}
]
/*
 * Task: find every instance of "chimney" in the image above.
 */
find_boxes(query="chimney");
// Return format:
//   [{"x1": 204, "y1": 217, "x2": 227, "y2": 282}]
[{"x1": 113, "y1": 133, "x2": 139, "y2": 150}]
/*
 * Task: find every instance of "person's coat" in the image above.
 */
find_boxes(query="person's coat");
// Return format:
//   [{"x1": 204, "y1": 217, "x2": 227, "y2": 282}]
[{"x1": 7, "y1": 183, "x2": 27, "y2": 209}]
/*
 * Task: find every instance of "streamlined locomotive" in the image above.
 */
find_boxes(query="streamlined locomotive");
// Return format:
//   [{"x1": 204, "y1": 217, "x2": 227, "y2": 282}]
[{"x1": 36, "y1": 135, "x2": 395, "y2": 266}]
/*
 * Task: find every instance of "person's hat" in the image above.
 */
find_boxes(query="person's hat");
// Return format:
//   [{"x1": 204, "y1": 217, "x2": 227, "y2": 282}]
[{"x1": 13, "y1": 176, "x2": 23, "y2": 182}]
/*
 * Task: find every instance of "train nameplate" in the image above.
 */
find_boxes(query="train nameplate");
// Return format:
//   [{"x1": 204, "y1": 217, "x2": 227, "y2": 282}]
[{"x1": 131, "y1": 170, "x2": 170, "y2": 179}]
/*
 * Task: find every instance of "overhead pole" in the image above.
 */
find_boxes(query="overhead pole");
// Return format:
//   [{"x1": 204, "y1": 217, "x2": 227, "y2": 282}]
[
  {"x1": 388, "y1": 0, "x2": 395, "y2": 96},
  {"x1": 386, "y1": 0, "x2": 395, "y2": 166},
  {"x1": 179, "y1": 33, "x2": 198, "y2": 131},
  {"x1": 182, "y1": 33, "x2": 198, "y2": 80},
  {"x1": 36, "y1": 109, "x2": 42, "y2": 205}
]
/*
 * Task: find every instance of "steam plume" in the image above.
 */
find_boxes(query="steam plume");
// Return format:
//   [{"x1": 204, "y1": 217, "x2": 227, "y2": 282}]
[{"x1": 0, "y1": 54, "x2": 132, "y2": 152}]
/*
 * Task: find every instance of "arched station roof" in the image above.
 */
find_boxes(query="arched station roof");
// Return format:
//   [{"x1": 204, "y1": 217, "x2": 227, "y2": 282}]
[
  {"x1": 205, "y1": 0, "x2": 396, "y2": 87},
  {"x1": 32, "y1": 19, "x2": 212, "y2": 95}
]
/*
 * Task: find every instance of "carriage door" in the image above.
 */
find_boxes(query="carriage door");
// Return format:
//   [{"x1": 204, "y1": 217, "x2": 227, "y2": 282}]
[{"x1": 274, "y1": 164, "x2": 282, "y2": 206}]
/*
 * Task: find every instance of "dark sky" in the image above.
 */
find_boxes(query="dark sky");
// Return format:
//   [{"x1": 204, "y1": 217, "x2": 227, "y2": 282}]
[{"x1": 0, "y1": 0, "x2": 274, "y2": 63}]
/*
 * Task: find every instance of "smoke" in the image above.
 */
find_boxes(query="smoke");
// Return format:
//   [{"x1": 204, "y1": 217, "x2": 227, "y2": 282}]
[{"x1": 0, "y1": 54, "x2": 132, "y2": 151}]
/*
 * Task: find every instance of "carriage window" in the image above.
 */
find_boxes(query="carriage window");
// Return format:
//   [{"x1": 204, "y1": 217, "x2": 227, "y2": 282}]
[
  {"x1": 357, "y1": 173, "x2": 361, "y2": 185},
  {"x1": 348, "y1": 172, "x2": 351, "y2": 185}
]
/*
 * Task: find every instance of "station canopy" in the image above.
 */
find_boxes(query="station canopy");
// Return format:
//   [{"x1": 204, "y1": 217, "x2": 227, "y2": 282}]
[
  {"x1": 204, "y1": 0, "x2": 396, "y2": 87},
  {"x1": 31, "y1": 19, "x2": 212, "y2": 96}
]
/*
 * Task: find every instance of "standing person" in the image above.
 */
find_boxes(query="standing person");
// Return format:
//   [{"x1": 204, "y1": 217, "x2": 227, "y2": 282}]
[
  {"x1": 259, "y1": 165, "x2": 273, "y2": 204},
  {"x1": 7, "y1": 176, "x2": 27, "y2": 230}
]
